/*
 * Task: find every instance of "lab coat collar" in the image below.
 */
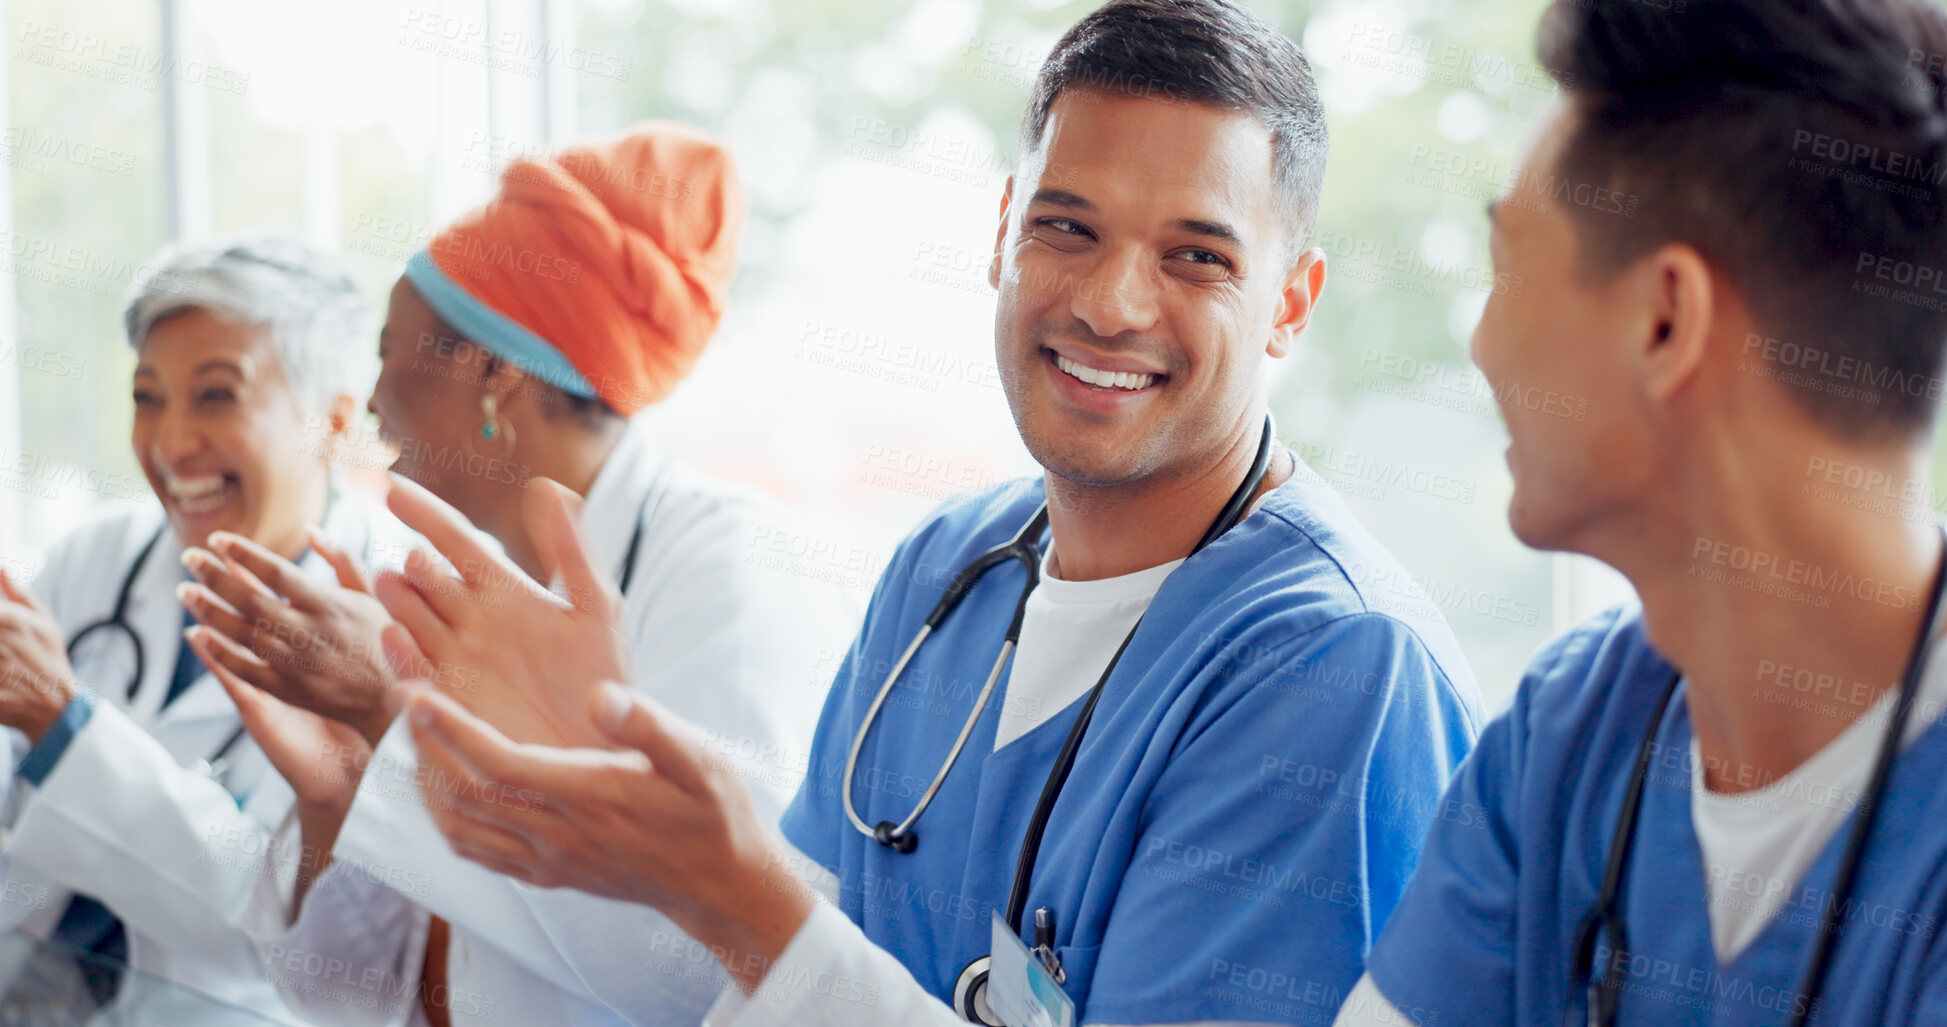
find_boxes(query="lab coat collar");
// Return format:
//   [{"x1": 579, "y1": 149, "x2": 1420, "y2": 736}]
[{"x1": 576, "y1": 417, "x2": 673, "y2": 592}]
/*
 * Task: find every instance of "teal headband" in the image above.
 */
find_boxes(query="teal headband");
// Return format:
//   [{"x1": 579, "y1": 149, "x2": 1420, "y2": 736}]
[{"x1": 403, "y1": 250, "x2": 596, "y2": 399}]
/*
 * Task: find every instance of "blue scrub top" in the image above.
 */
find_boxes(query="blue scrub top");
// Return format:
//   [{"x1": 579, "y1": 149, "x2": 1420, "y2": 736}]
[
  {"x1": 782, "y1": 469, "x2": 1485, "y2": 1024},
  {"x1": 1367, "y1": 605, "x2": 1947, "y2": 1026}
]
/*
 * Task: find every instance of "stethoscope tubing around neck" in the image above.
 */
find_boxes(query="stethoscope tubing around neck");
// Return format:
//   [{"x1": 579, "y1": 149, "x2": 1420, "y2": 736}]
[
  {"x1": 1574, "y1": 527, "x2": 1947, "y2": 1027},
  {"x1": 840, "y1": 414, "x2": 1276, "y2": 924},
  {"x1": 1002, "y1": 418, "x2": 1274, "y2": 933},
  {"x1": 841, "y1": 506, "x2": 1049, "y2": 849},
  {"x1": 62, "y1": 524, "x2": 167, "y2": 704}
]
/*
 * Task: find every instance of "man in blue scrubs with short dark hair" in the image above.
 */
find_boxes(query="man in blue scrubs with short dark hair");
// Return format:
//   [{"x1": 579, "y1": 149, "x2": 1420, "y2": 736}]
[
  {"x1": 386, "y1": 0, "x2": 1484, "y2": 1024},
  {"x1": 1340, "y1": 1, "x2": 1947, "y2": 1024}
]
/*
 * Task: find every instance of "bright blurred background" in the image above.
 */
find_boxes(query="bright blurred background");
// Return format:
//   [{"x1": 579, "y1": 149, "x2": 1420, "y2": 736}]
[{"x1": 0, "y1": 0, "x2": 1657, "y2": 711}]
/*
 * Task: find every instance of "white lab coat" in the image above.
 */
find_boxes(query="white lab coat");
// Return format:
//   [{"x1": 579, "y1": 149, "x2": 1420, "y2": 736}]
[
  {"x1": 0, "y1": 488, "x2": 410, "y2": 1025},
  {"x1": 252, "y1": 419, "x2": 862, "y2": 1027}
]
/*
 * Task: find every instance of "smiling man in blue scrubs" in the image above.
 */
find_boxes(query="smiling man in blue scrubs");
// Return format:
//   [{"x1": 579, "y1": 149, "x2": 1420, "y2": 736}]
[
  {"x1": 1337, "y1": 1, "x2": 1947, "y2": 1025},
  {"x1": 385, "y1": 0, "x2": 1483, "y2": 1024}
]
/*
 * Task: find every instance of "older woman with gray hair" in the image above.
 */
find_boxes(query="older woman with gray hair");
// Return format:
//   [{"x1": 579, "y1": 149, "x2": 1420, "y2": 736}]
[{"x1": 0, "y1": 235, "x2": 403, "y2": 1023}]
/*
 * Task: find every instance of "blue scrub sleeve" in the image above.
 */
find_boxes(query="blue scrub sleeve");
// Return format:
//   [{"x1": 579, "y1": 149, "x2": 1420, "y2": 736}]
[
  {"x1": 782, "y1": 642, "x2": 873, "y2": 875},
  {"x1": 1361, "y1": 678, "x2": 1526, "y2": 1027},
  {"x1": 1083, "y1": 613, "x2": 1477, "y2": 1026},
  {"x1": 17, "y1": 689, "x2": 97, "y2": 786}
]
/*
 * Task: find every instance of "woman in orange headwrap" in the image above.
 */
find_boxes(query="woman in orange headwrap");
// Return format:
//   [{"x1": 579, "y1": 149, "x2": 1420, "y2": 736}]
[
  {"x1": 179, "y1": 122, "x2": 858, "y2": 1027},
  {"x1": 382, "y1": 119, "x2": 741, "y2": 573}
]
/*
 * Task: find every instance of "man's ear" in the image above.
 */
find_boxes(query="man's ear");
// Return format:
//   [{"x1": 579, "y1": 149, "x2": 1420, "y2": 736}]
[
  {"x1": 1267, "y1": 247, "x2": 1327, "y2": 359},
  {"x1": 1640, "y1": 243, "x2": 1715, "y2": 407},
  {"x1": 989, "y1": 175, "x2": 1014, "y2": 291}
]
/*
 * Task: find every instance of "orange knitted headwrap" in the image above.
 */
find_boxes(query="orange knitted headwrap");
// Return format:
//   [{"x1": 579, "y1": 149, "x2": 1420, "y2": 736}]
[{"x1": 412, "y1": 121, "x2": 744, "y2": 416}]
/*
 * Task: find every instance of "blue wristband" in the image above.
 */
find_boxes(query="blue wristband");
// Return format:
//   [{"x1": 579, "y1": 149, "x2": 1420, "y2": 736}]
[{"x1": 18, "y1": 690, "x2": 96, "y2": 786}]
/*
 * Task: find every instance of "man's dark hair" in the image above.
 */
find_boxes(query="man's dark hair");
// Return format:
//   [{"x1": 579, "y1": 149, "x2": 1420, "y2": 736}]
[
  {"x1": 1020, "y1": 0, "x2": 1329, "y2": 249},
  {"x1": 1538, "y1": 0, "x2": 1947, "y2": 438}
]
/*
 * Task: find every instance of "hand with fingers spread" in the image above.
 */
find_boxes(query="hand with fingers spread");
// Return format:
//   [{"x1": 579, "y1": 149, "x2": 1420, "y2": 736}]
[
  {"x1": 180, "y1": 526, "x2": 399, "y2": 747},
  {"x1": 190, "y1": 623, "x2": 373, "y2": 912},
  {"x1": 405, "y1": 684, "x2": 816, "y2": 995},
  {"x1": 0, "y1": 570, "x2": 79, "y2": 745},
  {"x1": 375, "y1": 473, "x2": 628, "y2": 750},
  {"x1": 187, "y1": 621, "x2": 381, "y2": 813}
]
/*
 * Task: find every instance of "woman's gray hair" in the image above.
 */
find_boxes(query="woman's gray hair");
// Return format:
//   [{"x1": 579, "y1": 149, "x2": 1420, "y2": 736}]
[{"x1": 124, "y1": 235, "x2": 375, "y2": 414}]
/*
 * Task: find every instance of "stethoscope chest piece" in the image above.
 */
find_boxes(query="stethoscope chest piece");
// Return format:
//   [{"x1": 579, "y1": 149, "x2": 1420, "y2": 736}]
[{"x1": 954, "y1": 955, "x2": 998, "y2": 1025}]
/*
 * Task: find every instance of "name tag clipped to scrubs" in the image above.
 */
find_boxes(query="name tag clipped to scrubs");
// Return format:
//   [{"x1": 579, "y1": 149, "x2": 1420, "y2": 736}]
[{"x1": 987, "y1": 911, "x2": 1076, "y2": 1027}]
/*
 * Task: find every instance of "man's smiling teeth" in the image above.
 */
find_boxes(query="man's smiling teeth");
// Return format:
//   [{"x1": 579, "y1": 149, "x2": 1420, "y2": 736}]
[
  {"x1": 165, "y1": 473, "x2": 237, "y2": 515},
  {"x1": 1055, "y1": 354, "x2": 1157, "y2": 391}
]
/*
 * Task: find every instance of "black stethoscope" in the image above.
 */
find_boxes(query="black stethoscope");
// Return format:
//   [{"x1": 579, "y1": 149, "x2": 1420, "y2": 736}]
[
  {"x1": 838, "y1": 416, "x2": 1276, "y2": 1025},
  {"x1": 63, "y1": 525, "x2": 167, "y2": 707},
  {"x1": 616, "y1": 482, "x2": 655, "y2": 597},
  {"x1": 1569, "y1": 529, "x2": 1947, "y2": 1027},
  {"x1": 63, "y1": 522, "x2": 248, "y2": 781}
]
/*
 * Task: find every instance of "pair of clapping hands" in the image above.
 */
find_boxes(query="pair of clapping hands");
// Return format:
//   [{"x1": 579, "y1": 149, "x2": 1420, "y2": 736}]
[{"x1": 174, "y1": 476, "x2": 809, "y2": 969}]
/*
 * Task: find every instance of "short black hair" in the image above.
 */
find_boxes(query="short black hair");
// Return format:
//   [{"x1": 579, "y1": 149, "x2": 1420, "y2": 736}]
[
  {"x1": 1538, "y1": 0, "x2": 1947, "y2": 438},
  {"x1": 1019, "y1": 0, "x2": 1329, "y2": 248}
]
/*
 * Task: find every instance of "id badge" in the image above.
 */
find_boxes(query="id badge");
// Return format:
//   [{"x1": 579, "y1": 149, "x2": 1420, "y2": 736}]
[{"x1": 987, "y1": 911, "x2": 1076, "y2": 1027}]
